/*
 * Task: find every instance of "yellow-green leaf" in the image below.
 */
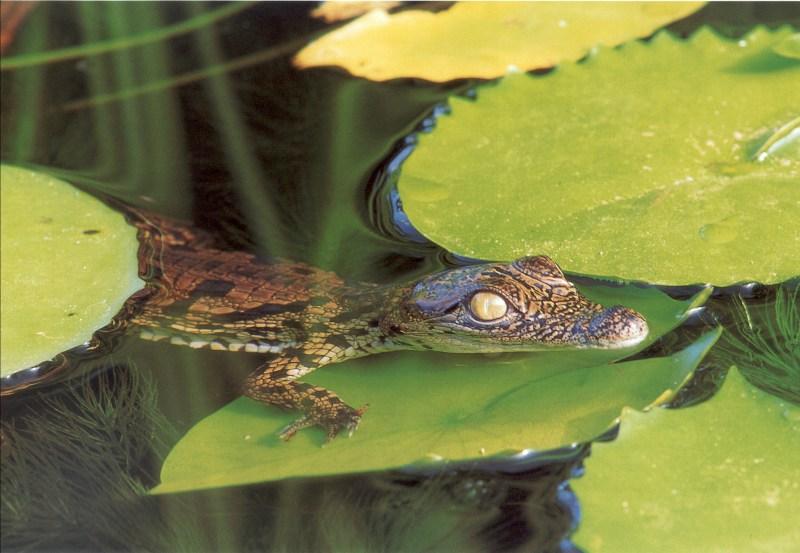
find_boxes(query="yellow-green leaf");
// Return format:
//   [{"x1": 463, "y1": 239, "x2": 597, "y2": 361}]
[
  {"x1": 399, "y1": 28, "x2": 800, "y2": 285},
  {"x1": 294, "y1": 2, "x2": 704, "y2": 82},
  {"x1": 0, "y1": 165, "x2": 143, "y2": 376},
  {"x1": 310, "y1": 1, "x2": 401, "y2": 24},
  {"x1": 572, "y1": 366, "x2": 800, "y2": 552},
  {"x1": 773, "y1": 32, "x2": 800, "y2": 59}
]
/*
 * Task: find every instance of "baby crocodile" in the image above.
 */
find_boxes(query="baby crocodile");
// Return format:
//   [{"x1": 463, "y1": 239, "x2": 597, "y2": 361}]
[{"x1": 129, "y1": 210, "x2": 648, "y2": 441}]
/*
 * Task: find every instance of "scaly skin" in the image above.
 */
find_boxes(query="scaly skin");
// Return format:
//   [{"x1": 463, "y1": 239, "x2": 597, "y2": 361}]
[{"x1": 127, "y1": 209, "x2": 649, "y2": 441}]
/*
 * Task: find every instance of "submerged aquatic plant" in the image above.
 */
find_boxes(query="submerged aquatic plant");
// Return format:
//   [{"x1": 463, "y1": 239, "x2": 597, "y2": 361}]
[
  {"x1": 242, "y1": 471, "x2": 504, "y2": 553},
  {"x1": 714, "y1": 282, "x2": 800, "y2": 404},
  {"x1": 238, "y1": 461, "x2": 582, "y2": 553},
  {"x1": 0, "y1": 366, "x2": 200, "y2": 552}
]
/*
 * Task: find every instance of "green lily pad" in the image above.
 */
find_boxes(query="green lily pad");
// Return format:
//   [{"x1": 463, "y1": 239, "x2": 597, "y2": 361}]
[
  {"x1": 399, "y1": 27, "x2": 800, "y2": 285},
  {"x1": 572, "y1": 366, "x2": 800, "y2": 553},
  {"x1": 0, "y1": 165, "x2": 143, "y2": 376},
  {"x1": 294, "y1": 2, "x2": 703, "y2": 82},
  {"x1": 152, "y1": 285, "x2": 715, "y2": 494},
  {"x1": 773, "y1": 32, "x2": 800, "y2": 59}
]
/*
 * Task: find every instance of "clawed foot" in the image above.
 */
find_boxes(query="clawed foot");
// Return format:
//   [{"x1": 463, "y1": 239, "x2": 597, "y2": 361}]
[{"x1": 279, "y1": 403, "x2": 369, "y2": 443}]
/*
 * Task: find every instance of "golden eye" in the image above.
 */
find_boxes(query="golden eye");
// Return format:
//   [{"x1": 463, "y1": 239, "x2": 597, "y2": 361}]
[{"x1": 469, "y1": 291, "x2": 508, "y2": 321}]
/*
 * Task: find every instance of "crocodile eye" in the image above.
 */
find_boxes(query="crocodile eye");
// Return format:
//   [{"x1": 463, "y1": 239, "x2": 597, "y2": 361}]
[{"x1": 469, "y1": 291, "x2": 508, "y2": 321}]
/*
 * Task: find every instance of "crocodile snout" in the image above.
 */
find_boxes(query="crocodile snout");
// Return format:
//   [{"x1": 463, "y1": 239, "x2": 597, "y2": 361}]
[{"x1": 585, "y1": 305, "x2": 649, "y2": 348}]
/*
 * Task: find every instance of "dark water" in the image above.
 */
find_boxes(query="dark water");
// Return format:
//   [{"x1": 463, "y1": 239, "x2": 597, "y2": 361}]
[{"x1": 1, "y1": 3, "x2": 798, "y2": 552}]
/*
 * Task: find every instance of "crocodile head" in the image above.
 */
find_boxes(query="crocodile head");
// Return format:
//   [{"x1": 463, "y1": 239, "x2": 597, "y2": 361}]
[{"x1": 382, "y1": 256, "x2": 648, "y2": 352}]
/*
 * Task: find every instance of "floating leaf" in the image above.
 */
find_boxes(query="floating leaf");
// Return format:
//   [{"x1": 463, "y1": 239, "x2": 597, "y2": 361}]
[
  {"x1": 152, "y1": 286, "x2": 715, "y2": 494},
  {"x1": 310, "y1": 1, "x2": 401, "y2": 24},
  {"x1": 572, "y1": 366, "x2": 800, "y2": 553},
  {"x1": 773, "y1": 32, "x2": 800, "y2": 59},
  {"x1": 0, "y1": 165, "x2": 143, "y2": 376},
  {"x1": 399, "y1": 28, "x2": 800, "y2": 285},
  {"x1": 294, "y1": 2, "x2": 703, "y2": 82},
  {"x1": 753, "y1": 115, "x2": 800, "y2": 163}
]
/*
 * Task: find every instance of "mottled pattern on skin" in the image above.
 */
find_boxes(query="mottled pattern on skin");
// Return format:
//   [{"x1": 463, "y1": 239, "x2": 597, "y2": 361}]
[{"x1": 126, "y1": 209, "x2": 648, "y2": 441}]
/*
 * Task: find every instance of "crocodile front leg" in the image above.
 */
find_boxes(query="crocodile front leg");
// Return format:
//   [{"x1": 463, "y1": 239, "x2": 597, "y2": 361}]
[{"x1": 243, "y1": 347, "x2": 368, "y2": 442}]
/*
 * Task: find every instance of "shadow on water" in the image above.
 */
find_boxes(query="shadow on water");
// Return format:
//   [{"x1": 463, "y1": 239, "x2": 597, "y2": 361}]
[{"x1": 1, "y1": 3, "x2": 798, "y2": 552}]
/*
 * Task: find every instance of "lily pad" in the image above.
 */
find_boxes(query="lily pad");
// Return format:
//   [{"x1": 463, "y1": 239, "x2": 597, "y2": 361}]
[
  {"x1": 773, "y1": 32, "x2": 800, "y2": 59},
  {"x1": 399, "y1": 27, "x2": 800, "y2": 285},
  {"x1": 0, "y1": 165, "x2": 143, "y2": 376},
  {"x1": 294, "y1": 2, "x2": 703, "y2": 82},
  {"x1": 310, "y1": 1, "x2": 401, "y2": 24},
  {"x1": 152, "y1": 285, "x2": 715, "y2": 494},
  {"x1": 572, "y1": 366, "x2": 800, "y2": 553}
]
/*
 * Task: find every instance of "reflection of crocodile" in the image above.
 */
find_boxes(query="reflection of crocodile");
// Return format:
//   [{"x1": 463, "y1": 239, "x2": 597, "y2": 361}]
[{"x1": 129, "y1": 209, "x2": 648, "y2": 441}]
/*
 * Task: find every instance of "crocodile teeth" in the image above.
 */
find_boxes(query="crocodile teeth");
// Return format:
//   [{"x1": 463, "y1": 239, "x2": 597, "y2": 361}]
[
  {"x1": 189, "y1": 340, "x2": 208, "y2": 349},
  {"x1": 170, "y1": 336, "x2": 188, "y2": 346},
  {"x1": 227, "y1": 342, "x2": 244, "y2": 352},
  {"x1": 210, "y1": 341, "x2": 227, "y2": 351}
]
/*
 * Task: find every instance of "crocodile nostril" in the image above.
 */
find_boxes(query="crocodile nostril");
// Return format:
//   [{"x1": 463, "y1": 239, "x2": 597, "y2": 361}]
[{"x1": 588, "y1": 305, "x2": 649, "y2": 347}]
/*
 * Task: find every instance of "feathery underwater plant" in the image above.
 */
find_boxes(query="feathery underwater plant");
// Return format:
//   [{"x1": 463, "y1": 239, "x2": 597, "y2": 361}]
[
  {"x1": 714, "y1": 282, "x2": 799, "y2": 404},
  {"x1": 1, "y1": 366, "x2": 201, "y2": 552}
]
